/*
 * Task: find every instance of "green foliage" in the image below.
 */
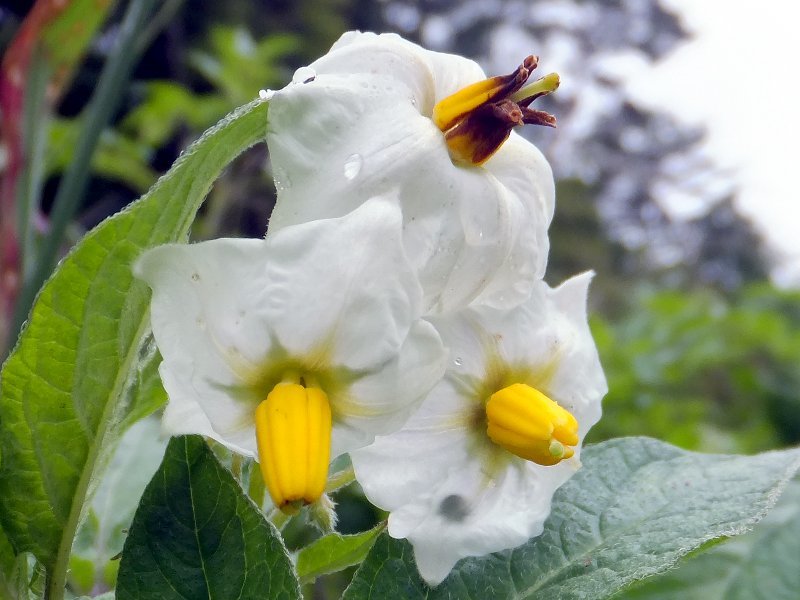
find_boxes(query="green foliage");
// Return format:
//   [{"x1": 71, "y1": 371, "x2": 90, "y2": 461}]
[
  {"x1": 38, "y1": 0, "x2": 114, "y2": 78},
  {"x1": 0, "y1": 524, "x2": 15, "y2": 597},
  {"x1": 44, "y1": 25, "x2": 294, "y2": 213},
  {"x1": 12, "y1": 0, "x2": 166, "y2": 340},
  {"x1": 116, "y1": 436, "x2": 300, "y2": 600},
  {"x1": 0, "y1": 98, "x2": 268, "y2": 597},
  {"x1": 590, "y1": 285, "x2": 800, "y2": 452},
  {"x1": 343, "y1": 437, "x2": 800, "y2": 600},
  {"x1": 47, "y1": 120, "x2": 158, "y2": 194},
  {"x1": 615, "y1": 479, "x2": 800, "y2": 599},
  {"x1": 190, "y1": 27, "x2": 299, "y2": 106},
  {"x1": 67, "y1": 417, "x2": 167, "y2": 596},
  {"x1": 297, "y1": 523, "x2": 385, "y2": 584},
  {"x1": 120, "y1": 82, "x2": 230, "y2": 150}
]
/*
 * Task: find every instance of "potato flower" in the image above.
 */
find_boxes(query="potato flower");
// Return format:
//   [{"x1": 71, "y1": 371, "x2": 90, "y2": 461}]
[
  {"x1": 350, "y1": 273, "x2": 607, "y2": 584},
  {"x1": 266, "y1": 31, "x2": 559, "y2": 314},
  {"x1": 135, "y1": 198, "x2": 446, "y2": 512}
]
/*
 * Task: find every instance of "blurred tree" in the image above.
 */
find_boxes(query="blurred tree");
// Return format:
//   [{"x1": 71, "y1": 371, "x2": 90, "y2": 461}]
[
  {"x1": 589, "y1": 284, "x2": 800, "y2": 453},
  {"x1": 372, "y1": 0, "x2": 771, "y2": 295}
]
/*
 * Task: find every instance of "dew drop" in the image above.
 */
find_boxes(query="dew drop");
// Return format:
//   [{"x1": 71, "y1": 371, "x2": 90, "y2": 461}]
[
  {"x1": 191, "y1": 272, "x2": 200, "y2": 282},
  {"x1": 258, "y1": 89, "x2": 275, "y2": 100},
  {"x1": 343, "y1": 154, "x2": 363, "y2": 180},
  {"x1": 453, "y1": 356, "x2": 463, "y2": 366},
  {"x1": 292, "y1": 66, "x2": 316, "y2": 84},
  {"x1": 273, "y1": 166, "x2": 292, "y2": 192},
  {"x1": 195, "y1": 317, "x2": 206, "y2": 330}
]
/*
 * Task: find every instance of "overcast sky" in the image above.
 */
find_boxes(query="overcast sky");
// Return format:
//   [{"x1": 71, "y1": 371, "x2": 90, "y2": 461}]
[{"x1": 624, "y1": 0, "x2": 800, "y2": 286}]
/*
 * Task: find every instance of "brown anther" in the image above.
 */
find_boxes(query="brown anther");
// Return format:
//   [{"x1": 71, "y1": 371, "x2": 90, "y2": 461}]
[{"x1": 433, "y1": 55, "x2": 559, "y2": 165}]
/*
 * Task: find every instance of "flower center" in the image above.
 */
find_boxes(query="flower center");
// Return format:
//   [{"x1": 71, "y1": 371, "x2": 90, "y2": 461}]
[
  {"x1": 255, "y1": 380, "x2": 332, "y2": 513},
  {"x1": 485, "y1": 383, "x2": 578, "y2": 466},
  {"x1": 432, "y1": 56, "x2": 560, "y2": 166}
]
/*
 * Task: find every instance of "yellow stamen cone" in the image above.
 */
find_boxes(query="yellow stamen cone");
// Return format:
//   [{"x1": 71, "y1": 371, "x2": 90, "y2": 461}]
[
  {"x1": 485, "y1": 383, "x2": 578, "y2": 466},
  {"x1": 431, "y1": 56, "x2": 559, "y2": 165},
  {"x1": 255, "y1": 382, "x2": 332, "y2": 512},
  {"x1": 433, "y1": 73, "x2": 521, "y2": 131}
]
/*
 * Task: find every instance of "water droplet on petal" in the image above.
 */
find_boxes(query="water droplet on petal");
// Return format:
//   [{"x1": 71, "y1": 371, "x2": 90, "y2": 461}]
[
  {"x1": 258, "y1": 89, "x2": 275, "y2": 100},
  {"x1": 453, "y1": 356, "x2": 463, "y2": 366},
  {"x1": 195, "y1": 317, "x2": 206, "y2": 330},
  {"x1": 343, "y1": 154, "x2": 363, "y2": 180},
  {"x1": 191, "y1": 272, "x2": 200, "y2": 282},
  {"x1": 292, "y1": 66, "x2": 316, "y2": 84},
  {"x1": 274, "y1": 166, "x2": 292, "y2": 192}
]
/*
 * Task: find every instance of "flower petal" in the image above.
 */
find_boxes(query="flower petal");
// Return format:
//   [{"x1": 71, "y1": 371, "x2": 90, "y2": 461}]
[
  {"x1": 349, "y1": 377, "x2": 469, "y2": 508},
  {"x1": 261, "y1": 196, "x2": 423, "y2": 370},
  {"x1": 135, "y1": 238, "x2": 276, "y2": 457},
  {"x1": 267, "y1": 32, "x2": 555, "y2": 313},
  {"x1": 137, "y1": 197, "x2": 444, "y2": 460},
  {"x1": 472, "y1": 132, "x2": 556, "y2": 307},
  {"x1": 332, "y1": 319, "x2": 445, "y2": 458},
  {"x1": 353, "y1": 273, "x2": 606, "y2": 585},
  {"x1": 390, "y1": 457, "x2": 575, "y2": 585}
]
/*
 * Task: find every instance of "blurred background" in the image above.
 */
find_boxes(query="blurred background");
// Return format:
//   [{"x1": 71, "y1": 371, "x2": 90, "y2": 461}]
[{"x1": 1, "y1": 0, "x2": 799, "y2": 596}]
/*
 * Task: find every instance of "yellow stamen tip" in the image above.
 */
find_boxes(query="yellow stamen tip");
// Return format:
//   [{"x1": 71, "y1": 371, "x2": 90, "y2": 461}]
[
  {"x1": 510, "y1": 72, "x2": 561, "y2": 103},
  {"x1": 485, "y1": 383, "x2": 578, "y2": 466},
  {"x1": 255, "y1": 382, "x2": 332, "y2": 512}
]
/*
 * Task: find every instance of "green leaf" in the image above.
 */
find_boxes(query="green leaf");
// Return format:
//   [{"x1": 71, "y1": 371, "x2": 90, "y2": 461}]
[
  {"x1": 343, "y1": 437, "x2": 800, "y2": 600},
  {"x1": 0, "y1": 98, "x2": 268, "y2": 596},
  {"x1": 116, "y1": 436, "x2": 300, "y2": 599},
  {"x1": 297, "y1": 523, "x2": 386, "y2": 584},
  {"x1": 614, "y1": 479, "x2": 800, "y2": 600},
  {"x1": 0, "y1": 523, "x2": 16, "y2": 598},
  {"x1": 115, "y1": 336, "x2": 167, "y2": 434}
]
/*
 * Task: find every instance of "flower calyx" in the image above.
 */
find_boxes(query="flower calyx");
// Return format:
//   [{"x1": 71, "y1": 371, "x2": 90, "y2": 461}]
[
  {"x1": 485, "y1": 383, "x2": 578, "y2": 466},
  {"x1": 255, "y1": 380, "x2": 332, "y2": 513},
  {"x1": 433, "y1": 56, "x2": 560, "y2": 166}
]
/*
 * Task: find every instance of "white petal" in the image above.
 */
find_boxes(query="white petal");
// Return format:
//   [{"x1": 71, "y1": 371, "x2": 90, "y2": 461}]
[
  {"x1": 137, "y1": 198, "x2": 443, "y2": 460},
  {"x1": 434, "y1": 275, "x2": 607, "y2": 432},
  {"x1": 311, "y1": 31, "x2": 485, "y2": 114},
  {"x1": 268, "y1": 33, "x2": 555, "y2": 313},
  {"x1": 350, "y1": 379, "x2": 472, "y2": 509},
  {"x1": 390, "y1": 458, "x2": 575, "y2": 585},
  {"x1": 354, "y1": 273, "x2": 607, "y2": 585},
  {"x1": 331, "y1": 319, "x2": 446, "y2": 457},
  {"x1": 472, "y1": 133, "x2": 557, "y2": 308},
  {"x1": 262, "y1": 196, "x2": 422, "y2": 370},
  {"x1": 546, "y1": 272, "x2": 607, "y2": 434},
  {"x1": 135, "y1": 238, "x2": 276, "y2": 456},
  {"x1": 159, "y1": 365, "x2": 256, "y2": 457}
]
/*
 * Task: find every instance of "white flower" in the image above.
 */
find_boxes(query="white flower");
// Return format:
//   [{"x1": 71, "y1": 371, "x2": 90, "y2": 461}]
[
  {"x1": 266, "y1": 31, "x2": 558, "y2": 314},
  {"x1": 350, "y1": 272, "x2": 607, "y2": 585},
  {"x1": 135, "y1": 198, "x2": 446, "y2": 511}
]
